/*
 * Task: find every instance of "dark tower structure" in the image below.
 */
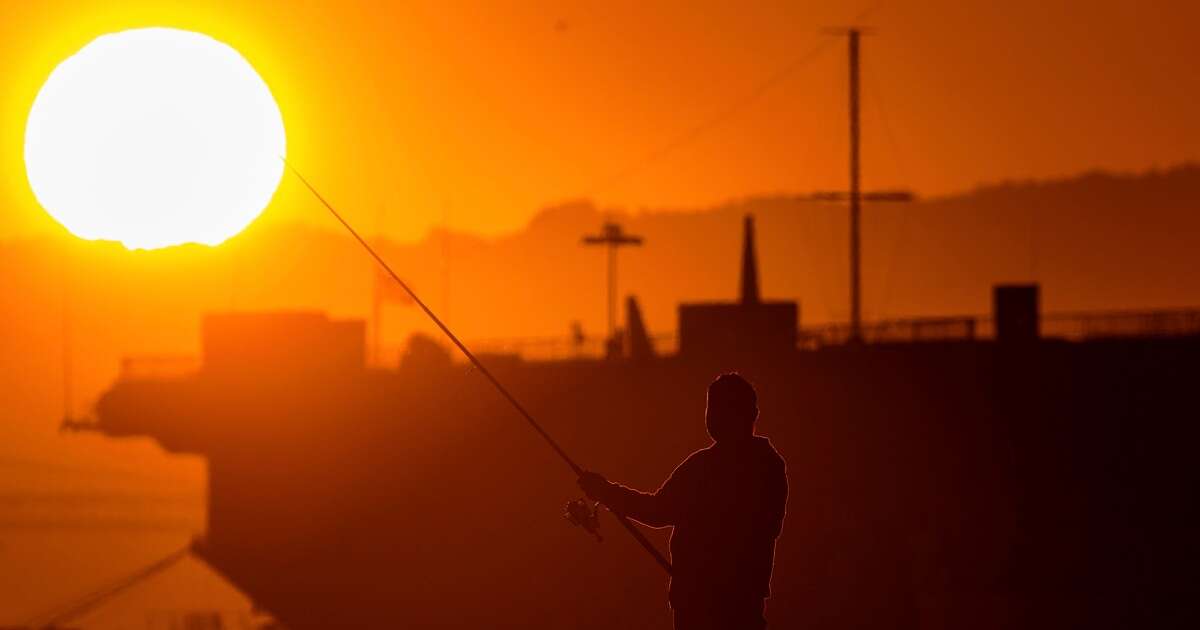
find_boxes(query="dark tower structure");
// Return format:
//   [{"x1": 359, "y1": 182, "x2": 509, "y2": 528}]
[
  {"x1": 740, "y1": 215, "x2": 760, "y2": 305},
  {"x1": 624, "y1": 296, "x2": 655, "y2": 361},
  {"x1": 678, "y1": 214, "x2": 798, "y2": 358}
]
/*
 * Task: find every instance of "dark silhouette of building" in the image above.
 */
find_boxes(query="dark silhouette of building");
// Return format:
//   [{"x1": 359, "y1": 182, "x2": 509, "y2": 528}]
[
  {"x1": 678, "y1": 215, "x2": 797, "y2": 358},
  {"x1": 83, "y1": 217, "x2": 1200, "y2": 630},
  {"x1": 203, "y1": 311, "x2": 364, "y2": 375},
  {"x1": 994, "y1": 284, "x2": 1040, "y2": 342}
]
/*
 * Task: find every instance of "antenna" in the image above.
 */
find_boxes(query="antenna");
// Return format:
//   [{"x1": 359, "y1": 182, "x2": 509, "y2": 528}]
[{"x1": 441, "y1": 198, "x2": 452, "y2": 325}]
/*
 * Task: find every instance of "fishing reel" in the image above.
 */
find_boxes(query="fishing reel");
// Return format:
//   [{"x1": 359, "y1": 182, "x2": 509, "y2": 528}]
[{"x1": 564, "y1": 498, "x2": 603, "y2": 542}]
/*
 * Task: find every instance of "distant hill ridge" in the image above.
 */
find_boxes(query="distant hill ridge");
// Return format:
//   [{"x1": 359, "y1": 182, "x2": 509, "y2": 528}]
[{"x1": 430, "y1": 162, "x2": 1200, "y2": 243}]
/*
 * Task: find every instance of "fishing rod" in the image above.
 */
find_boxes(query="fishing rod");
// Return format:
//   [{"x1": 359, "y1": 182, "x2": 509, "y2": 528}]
[{"x1": 283, "y1": 160, "x2": 672, "y2": 575}]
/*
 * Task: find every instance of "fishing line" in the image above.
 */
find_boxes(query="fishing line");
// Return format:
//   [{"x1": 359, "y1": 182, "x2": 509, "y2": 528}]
[{"x1": 283, "y1": 159, "x2": 672, "y2": 575}]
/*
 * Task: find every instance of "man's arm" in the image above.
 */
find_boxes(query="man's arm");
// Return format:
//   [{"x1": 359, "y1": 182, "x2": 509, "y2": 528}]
[{"x1": 578, "y1": 460, "x2": 692, "y2": 529}]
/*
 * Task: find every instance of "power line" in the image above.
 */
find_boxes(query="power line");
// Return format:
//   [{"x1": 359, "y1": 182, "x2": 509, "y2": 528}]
[
  {"x1": 589, "y1": 1, "x2": 890, "y2": 197},
  {"x1": 591, "y1": 38, "x2": 836, "y2": 195},
  {"x1": 25, "y1": 546, "x2": 190, "y2": 628},
  {"x1": 866, "y1": 57, "x2": 916, "y2": 321}
]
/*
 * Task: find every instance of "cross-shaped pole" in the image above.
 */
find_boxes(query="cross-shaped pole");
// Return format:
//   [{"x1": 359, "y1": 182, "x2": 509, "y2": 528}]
[
  {"x1": 816, "y1": 28, "x2": 914, "y2": 343},
  {"x1": 582, "y1": 222, "x2": 643, "y2": 348}
]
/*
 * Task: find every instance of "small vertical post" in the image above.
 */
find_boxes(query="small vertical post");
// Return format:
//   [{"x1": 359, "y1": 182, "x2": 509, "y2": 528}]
[
  {"x1": 607, "y1": 241, "x2": 617, "y2": 343},
  {"x1": 441, "y1": 200, "x2": 451, "y2": 327}
]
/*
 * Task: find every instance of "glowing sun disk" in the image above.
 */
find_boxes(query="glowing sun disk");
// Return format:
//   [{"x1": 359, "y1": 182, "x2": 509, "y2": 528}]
[{"x1": 24, "y1": 28, "x2": 286, "y2": 249}]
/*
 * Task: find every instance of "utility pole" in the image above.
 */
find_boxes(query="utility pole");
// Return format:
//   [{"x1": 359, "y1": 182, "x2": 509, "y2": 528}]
[
  {"x1": 817, "y1": 28, "x2": 913, "y2": 343},
  {"x1": 582, "y1": 222, "x2": 643, "y2": 350},
  {"x1": 849, "y1": 28, "x2": 862, "y2": 341},
  {"x1": 441, "y1": 199, "x2": 451, "y2": 327}
]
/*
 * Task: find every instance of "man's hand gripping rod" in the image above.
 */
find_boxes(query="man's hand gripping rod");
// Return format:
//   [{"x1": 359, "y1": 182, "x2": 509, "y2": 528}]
[{"x1": 284, "y1": 160, "x2": 672, "y2": 575}]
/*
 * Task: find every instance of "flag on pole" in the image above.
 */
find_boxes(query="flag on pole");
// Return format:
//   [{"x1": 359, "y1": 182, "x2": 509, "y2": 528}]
[{"x1": 374, "y1": 266, "x2": 415, "y2": 305}]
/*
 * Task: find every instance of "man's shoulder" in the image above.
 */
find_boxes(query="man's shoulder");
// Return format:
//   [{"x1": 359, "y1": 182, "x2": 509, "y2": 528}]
[
  {"x1": 752, "y1": 436, "x2": 787, "y2": 470},
  {"x1": 679, "y1": 444, "x2": 716, "y2": 466},
  {"x1": 670, "y1": 444, "x2": 716, "y2": 475}
]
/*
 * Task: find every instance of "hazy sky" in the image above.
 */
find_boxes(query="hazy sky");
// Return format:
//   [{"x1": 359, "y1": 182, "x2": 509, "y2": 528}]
[
  {"x1": 5, "y1": 4, "x2": 1198, "y2": 620},
  {"x1": 1, "y1": 0, "x2": 1197, "y2": 241}
]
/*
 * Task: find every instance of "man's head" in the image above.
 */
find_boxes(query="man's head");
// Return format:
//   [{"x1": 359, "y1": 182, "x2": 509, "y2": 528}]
[{"x1": 705, "y1": 372, "x2": 759, "y2": 442}]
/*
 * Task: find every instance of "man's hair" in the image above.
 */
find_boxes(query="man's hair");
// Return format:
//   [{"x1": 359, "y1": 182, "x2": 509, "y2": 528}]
[{"x1": 708, "y1": 372, "x2": 758, "y2": 425}]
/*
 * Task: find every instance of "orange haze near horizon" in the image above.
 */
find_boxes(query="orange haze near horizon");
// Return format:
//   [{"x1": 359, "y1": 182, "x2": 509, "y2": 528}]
[{"x1": 1, "y1": 1, "x2": 1198, "y2": 243}]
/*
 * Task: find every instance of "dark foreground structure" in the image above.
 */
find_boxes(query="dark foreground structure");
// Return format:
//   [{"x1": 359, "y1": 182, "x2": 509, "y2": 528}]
[{"x1": 88, "y1": 218, "x2": 1199, "y2": 629}]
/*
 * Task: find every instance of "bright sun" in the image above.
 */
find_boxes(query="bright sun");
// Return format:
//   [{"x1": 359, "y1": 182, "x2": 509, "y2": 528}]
[{"x1": 24, "y1": 28, "x2": 286, "y2": 249}]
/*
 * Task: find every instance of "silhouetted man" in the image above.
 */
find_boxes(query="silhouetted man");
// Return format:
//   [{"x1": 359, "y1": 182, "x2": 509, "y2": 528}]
[{"x1": 579, "y1": 373, "x2": 788, "y2": 630}]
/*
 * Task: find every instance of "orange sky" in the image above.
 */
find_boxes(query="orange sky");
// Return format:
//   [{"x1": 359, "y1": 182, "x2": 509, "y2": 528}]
[
  {"x1": 1, "y1": 0, "x2": 1198, "y2": 243},
  {"x1": 2, "y1": 4, "x2": 1198, "y2": 619},
  {"x1": 2, "y1": 0, "x2": 1195, "y2": 431}
]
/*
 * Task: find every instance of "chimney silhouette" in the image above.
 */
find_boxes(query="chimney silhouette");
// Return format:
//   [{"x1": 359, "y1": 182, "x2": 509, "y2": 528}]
[
  {"x1": 625, "y1": 295, "x2": 655, "y2": 361},
  {"x1": 740, "y1": 214, "x2": 760, "y2": 305}
]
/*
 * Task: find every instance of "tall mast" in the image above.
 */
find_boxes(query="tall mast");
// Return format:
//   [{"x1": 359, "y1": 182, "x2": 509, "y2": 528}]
[
  {"x1": 848, "y1": 28, "x2": 862, "y2": 342},
  {"x1": 816, "y1": 28, "x2": 913, "y2": 344}
]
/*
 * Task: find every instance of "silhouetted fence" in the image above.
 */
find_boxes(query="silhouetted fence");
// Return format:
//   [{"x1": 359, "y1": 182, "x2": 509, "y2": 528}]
[
  {"x1": 800, "y1": 317, "x2": 978, "y2": 349},
  {"x1": 1042, "y1": 308, "x2": 1200, "y2": 340},
  {"x1": 799, "y1": 308, "x2": 1200, "y2": 348},
  {"x1": 465, "y1": 333, "x2": 679, "y2": 362}
]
